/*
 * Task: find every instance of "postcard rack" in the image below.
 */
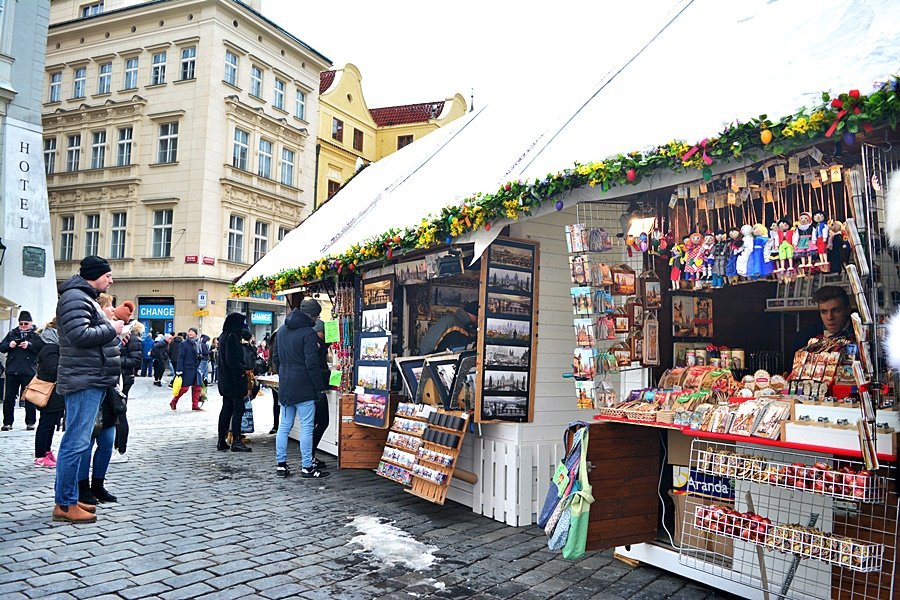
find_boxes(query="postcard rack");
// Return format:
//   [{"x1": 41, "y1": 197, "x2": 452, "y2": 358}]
[{"x1": 376, "y1": 403, "x2": 469, "y2": 505}]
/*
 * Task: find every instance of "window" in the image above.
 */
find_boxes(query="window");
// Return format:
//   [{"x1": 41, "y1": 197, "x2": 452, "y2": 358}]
[
  {"x1": 97, "y1": 62, "x2": 111, "y2": 94},
  {"x1": 327, "y1": 180, "x2": 341, "y2": 200},
  {"x1": 253, "y1": 221, "x2": 268, "y2": 262},
  {"x1": 150, "y1": 52, "x2": 166, "y2": 85},
  {"x1": 353, "y1": 128, "x2": 364, "y2": 152},
  {"x1": 81, "y1": 1, "x2": 103, "y2": 17},
  {"x1": 180, "y1": 46, "x2": 196, "y2": 80},
  {"x1": 224, "y1": 51, "x2": 238, "y2": 86},
  {"x1": 257, "y1": 138, "x2": 272, "y2": 179},
  {"x1": 295, "y1": 90, "x2": 306, "y2": 120},
  {"x1": 116, "y1": 127, "x2": 133, "y2": 166},
  {"x1": 73, "y1": 67, "x2": 86, "y2": 98},
  {"x1": 278, "y1": 226, "x2": 289, "y2": 242},
  {"x1": 48, "y1": 72, "x2": 62, "y2": 102},
  {"x1": 123, "y1": 57, "x2": 138, "y2": 89},
  {"x1": 90, "y1": 130, "x2": 106, "y2": 169},
  {"x1": 227, "y1": 215, "x2": 244, "y2": 263},
  {"x1": 110, "y1": 212, "x2": 126, "y2": 259},
  {"x1": 397, "y1": 134, "x2": 414, "y2": 150},
  {"x1": 60, "y1": 216, "x2": 75, "y2": 261},
  {"x1": 232, "y1": 128, "x2": 249, "y2": 170},
  {"x1": 65, "y1": 134, "x2": 81, "y2": 171},
  {"x1": 273, "y1": 78, "x2": 285, "y2": 110},
  {"x1": 250, "y1": 65, "x2": 262, "y2": 97},
  {"x1": 332, "y1": 117, "x2": 343, "y2": 142},
  {"x1": 157, "y1": 122, "x2": 178, "y2": 163},
  {"x1": 279, "y1": 148, "x2": 294, "y2": 186},
  {"x1": 151, "y1": 209, "x2": 173, "y2": 258},
  {"x1": 43, "y1": 138, "x2": 56, "y2": 175},
  {"x1": 84, "y1": 213, "x2": 100, "y2": 256}
]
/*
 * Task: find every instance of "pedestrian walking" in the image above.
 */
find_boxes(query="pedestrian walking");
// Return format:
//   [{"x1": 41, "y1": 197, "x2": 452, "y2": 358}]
[
  {"x1": 33, "y1": 320, "x2": 64, "y2": 468},
  {"x1": 52, "y1": 255, "x2": 123, "y2": 523},
  {"x1": 112, "y1": 319, "x2": 142, "y2": 464},
  {"x1": 170, "y1": 327, "x2": 203, "y2": 411},
  {"x1": 216, "y1": 313, "x2": 251, "y2": 452},
  {"x1": 150, "y1": 334, "x2": 168, "y2": 387},
  {"x1": 140, "y1": 328, "x2": 155, "y2": 377},
  {"x1": 274, "y1": 298, "x2": 329, "y2": 479},
  {"x1": 198, "y1": 333, "x2": 211, "y2": 385},
  {"x1": 1, "y1": 310, "x2": 45, "y2": 431},
  {"x1": 167, "y1": 333, "x2": 184, "y2": 385},
  {"x1": 209, "y1": 337, "x2": 218, "y2": 383}
]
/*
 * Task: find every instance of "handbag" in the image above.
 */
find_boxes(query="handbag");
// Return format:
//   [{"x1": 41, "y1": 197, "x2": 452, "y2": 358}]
[
  {"x1": 23, "y1": 376, "x2": 55, "y2": 408},
  {"x1": 107, "y1": 385, "x2": 127, "y2": 417},
  {"x1": 171, "y1": 374, "x2": 183, "y2": 397},
  {"x1": 538, "y1": 425, "x2": 585, "y2": 528},
  {"x1": 241, "y1": 397, "x2": 255, "y2": 434},
  {"x1": 562, "y1": 427, "x2": 594, "y2": 560}
]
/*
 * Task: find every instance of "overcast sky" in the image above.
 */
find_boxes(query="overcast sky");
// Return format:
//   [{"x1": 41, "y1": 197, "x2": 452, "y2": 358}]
[{"x1": 259, "y1": 0, "x2": 680, "y2": 112}]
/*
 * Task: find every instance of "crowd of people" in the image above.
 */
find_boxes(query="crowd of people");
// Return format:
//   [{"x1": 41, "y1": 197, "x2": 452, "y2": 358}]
[{"x1": 0, "y1": 255, "x2": 333, "y2": 523}]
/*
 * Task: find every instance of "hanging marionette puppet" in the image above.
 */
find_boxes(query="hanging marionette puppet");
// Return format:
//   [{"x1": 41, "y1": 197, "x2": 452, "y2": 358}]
[
  {"x1": 776, "y1": 217, "x2": 796, "y2": 275},
  {"x1": 827, "y1": 220, "x2": 848, "y2": 274},
  {"x1": 725, "y1": 226, "x2": 741, "y2": 284},
  {"x1": 794, "y1": 211, "x2": 815, "y2": 277},
  {"x1": 701, "y1": 232, "x2": 716, "y2": 281},
  {"x1": 669, "y1": 243, "x2": 685, "y2": 290},
  {"x1": 711, "y1": 229, "x2": 729, "y2": 289},
  {"x1": 683, "y1": 232, "x2": 706, "y2": 290},
  {"x1": 812, "y1": 209, "x2": 829, "y2": 269}
]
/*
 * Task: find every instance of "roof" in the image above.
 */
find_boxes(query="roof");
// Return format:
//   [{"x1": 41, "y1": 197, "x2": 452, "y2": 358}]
[
  {"x1": 319, "y1": 70, "x2": 336, "y2": 94},
  {"x1": 369, "y1": 101, "x2": 447, "y2": 127}
]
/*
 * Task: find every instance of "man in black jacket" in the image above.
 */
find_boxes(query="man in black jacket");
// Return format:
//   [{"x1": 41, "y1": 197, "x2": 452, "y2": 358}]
[
  {"x1": 0, "y1": 310, "x2": 44, "y2": 430},
  {"x1": 52, "y1": 255, "x2": 123, "y2": 523}
]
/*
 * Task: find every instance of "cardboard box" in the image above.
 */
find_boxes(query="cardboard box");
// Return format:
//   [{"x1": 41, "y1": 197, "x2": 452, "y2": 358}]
[
  {"x1": 783, "y1": 421, "x2": 897, "y2": 456},
  {"x1": 670, "y1": 491, "x2": 733, "y2": 559},
  {"x1": 667, "y1": 429, "x2": 692, "y2": 465}
]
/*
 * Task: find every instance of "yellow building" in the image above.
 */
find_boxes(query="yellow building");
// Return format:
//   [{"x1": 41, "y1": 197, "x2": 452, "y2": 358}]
[
  {"x1": 43, "y1": 0, "x2": 329, "y2": 338},
  {"x1": 315, "y1": 63, "x2": 466, "y2": 209}
]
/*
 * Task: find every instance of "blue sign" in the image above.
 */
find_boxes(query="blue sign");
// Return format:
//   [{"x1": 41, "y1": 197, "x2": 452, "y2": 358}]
[
  {"x1": 138, "y1": 304, "x2": 175, "y2": 319},
  {"x1": 248, "y1": 291, "x2": 286, "y2": 301},
  {"x1": 165, "y1": 321, "x2": 174, "y2": 334},
  {"x1": 674, "y1": 468, "x2": 734, "y2": 500},
  {"x1": 251, "y1": 311, "x2": 273, "y2": 325}
]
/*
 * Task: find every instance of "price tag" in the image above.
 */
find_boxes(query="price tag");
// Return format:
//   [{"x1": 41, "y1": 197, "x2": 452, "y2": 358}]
[
  {"x1": 830, "y1": 165, "x2": 843, "y2": 182},
  {"x1": 810, "y1": 147, "x2": 824, "y2": 163},
  {"x1": 324, "y1": 320, "x2": 340, "y2": 343},
  {"x1": 668, "y1": 193, "x2": 678, "y2": 208},
  {"x1": 727, "y1": 191, "x2": 737, "y2": 205},
  {"x1": 735, "y1": 171, "x2": 747, "y2": 187},
  {"x1": 329, "y1": 370, "x2": 342, "y2": 387},
  {"x1": 731, "y1": 177, "x2": 740, "y2": 192},
  {"x1": 677, "y1": 186, "x2": 688, "y2": 199},
  {"x1": 775, "y1": 164, "x2": 786, "y2": 183},
  {"x1": 689, "y1": 185, "x2": 700, "y2": 198},
  {"x1": 699, "y1": 182, "x2": 708, "y2": 194},
  {"x1": 788, "y1": 156, "x2": 800, "y2": 174},
  {"x1": 820, "y1": 168, "x2": 830, "y2": 183}
]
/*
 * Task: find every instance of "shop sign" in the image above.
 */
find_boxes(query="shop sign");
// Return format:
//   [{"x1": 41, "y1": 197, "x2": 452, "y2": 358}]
[
  {"x1": 673, "y1": 466, "x2": 734, "y2": 500},
  {"x1": 202, "y1": 255, "x2": 215, "y2": 265},
  {"x1": 251, "y1": 311, "x2": 273, "y2": 324},
  {"x1": 138, "y1": 304, "x2": 175, "y2": 319},
  {"x1": 184, "y1": 255, "x2": 199, "y2": 263},
  {"x1": 248, "y1": 291, "x2": 285, "y2": 301}
]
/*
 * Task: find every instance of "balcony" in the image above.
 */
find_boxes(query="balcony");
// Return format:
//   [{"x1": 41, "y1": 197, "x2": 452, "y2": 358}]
[{"x1": 221, "y1": 164, "x2": 302, "y2": 205}]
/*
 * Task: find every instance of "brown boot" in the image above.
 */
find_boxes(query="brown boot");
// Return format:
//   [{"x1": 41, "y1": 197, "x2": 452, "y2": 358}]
[
  {"x1": 52, "y1": 504, "x2": 97, "y2": 523},
  {"x1": 77, "y1": 502, "x2": 96, "y2": 514}
]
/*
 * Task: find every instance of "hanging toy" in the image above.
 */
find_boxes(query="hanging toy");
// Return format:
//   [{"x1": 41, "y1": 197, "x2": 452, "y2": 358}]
[
  {"x1": 669, "y1": 244, "x2": 685, "y2": 290},
  {"x1": 812, "y1": 209, "x2": 829, "y2": 269}
]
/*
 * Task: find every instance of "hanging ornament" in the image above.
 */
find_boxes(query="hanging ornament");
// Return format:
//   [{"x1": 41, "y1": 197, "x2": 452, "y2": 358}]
[
  {"x1": 485, "y1": 222, "x2": 492, "y2": 231},
  {"x1": 555, "y1": 200, "x2": 564, "y2": 211},
  {"x1": 702, "y1": 167, "x2": 713, "y2": 181},
  {"x1": 843, "y1": 132, "x2": 856, "y2": 145},
  {"x1": 760, "y1": 130, "x2": 773, "y2": 145},
  {"x1": 393, "y1": 235, "x2": 401, "y2": 244},
  {"x1": 445, "y1": 236, "x2": 453, "y2": 245},
  {"x1": 639, "y1": 232, "x2": 649, "y2": 252},
  {"x1": 626, "y1": 168, "x2": 637, "y2": 183}
]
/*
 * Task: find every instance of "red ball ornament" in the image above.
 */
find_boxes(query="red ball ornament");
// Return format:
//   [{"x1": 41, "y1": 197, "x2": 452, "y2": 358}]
[
  {"x1": 348, "y1": 263, "x2": 356, "y2": 271},
  {"x1": 485, "y1": 222, "x2": 492, "y2": 231},
  {"x1": 387, "y1": 249, "x2": 393, "y2": 259},
  {"x1": 831, "y1": 98, "x2": 843, "y2": 109},
  {"x1": 393, "y1": 235, "x2": 401, "y2": 244},
  {"x1": 659, "y1": 238, "x2": 668, "y2": 251},
  {"x1": 626, "y1": 168, "x2": 636, "y2": 183},
  {"x1": 504, "y1": 183, "x2": 511, "y2": 191},
  {"x1": 849, "y1": 89, "x2": 860, "y2": 100}
]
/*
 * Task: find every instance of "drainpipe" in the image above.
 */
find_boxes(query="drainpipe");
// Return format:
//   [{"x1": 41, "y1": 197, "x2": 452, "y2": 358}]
[{"x1": 313, "y1": 143, "x2": 321, "y2": 212}]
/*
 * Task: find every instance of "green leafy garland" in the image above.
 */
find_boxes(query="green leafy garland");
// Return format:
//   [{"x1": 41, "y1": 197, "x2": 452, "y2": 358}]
[{"x1": 232, "y1": 77, "x2": 900, "y2": 297}]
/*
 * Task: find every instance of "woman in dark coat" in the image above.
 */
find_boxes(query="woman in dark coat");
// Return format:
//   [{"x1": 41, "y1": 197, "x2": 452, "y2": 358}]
[
  {"x1": 217, "y1": 314, "x2": 251, "y2": 452},
  {"x1": 170, "y1": 327, "x2": 203, "y2": 411},
  {"x1": 33, "y1": 321, "x2": 65, "y2": 467},
  {"x1": 112, "y1": 321, "x2": 143, "y2": 462}
]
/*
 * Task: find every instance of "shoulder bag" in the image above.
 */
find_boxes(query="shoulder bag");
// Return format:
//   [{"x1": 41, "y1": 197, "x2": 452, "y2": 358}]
[{"x1": 23, "y1": 375, "x2": 55, "y2": 408}]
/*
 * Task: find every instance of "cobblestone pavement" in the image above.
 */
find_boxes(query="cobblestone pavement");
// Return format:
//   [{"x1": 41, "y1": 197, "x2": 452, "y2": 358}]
[{"x1": 0, "y1": 376, "x2": 731, "y2": 600}]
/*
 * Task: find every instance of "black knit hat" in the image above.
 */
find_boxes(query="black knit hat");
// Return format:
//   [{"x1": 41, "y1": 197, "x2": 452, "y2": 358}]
[
  {"x1": 18, "y1": 311, "x2": 32, "y2": 323},
  {"x1": 299, "y1": 298, "x2": 321, "y2": 318},
  {"x1": 79, "y1": 255, "x2": 112, "y2": 281}
]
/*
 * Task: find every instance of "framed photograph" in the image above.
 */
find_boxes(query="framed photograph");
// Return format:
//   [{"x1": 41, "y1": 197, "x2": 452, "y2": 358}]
[
  {"x1": 694, "y1": 296, "x2": 714, "y2": 338},
  {"x1": 490, "y1": 244, "x2": 534, "y2": 270},
  {"x1": 362, "y1": 277, "x2": 392, "y2": 308},
  {"x1": 642, "y1": 318, "x2": 660, "y2": 366},
  {"x1": 485, "y1": 317, "x2": 531, "y2": 344},
  {"x1": 671, "y1": 294, "x2": 695, "y2": 338},
  {"x1": 640, "y1": 271, "x2": 662, "y2": 309},
  {"x1": 395, "y1": 356, "x2": 426, "y2": 398},
  {"x1": 395, "y1": 259, "x2": 428, "y2": 284},
  {"x1": 354, "y1": 392, "x2": 389, "y2": 428},
  {"x1": 431, "y1": 283, "x2": 479, "y2": 309},
  {"x1": 483, "y1": 370, "x2": 528, "y2": 394},
  {"x1": 613, "y1": 309, "x2": 630, "y2": 334},
  {"x1": 359, "y1": 336, "x2": 390, "y2": 362},
  {"x1": 357, "y1": 365, "x2": 388, "y2": 391},
  {"x1": 361, "y1": 308, "x2": 391, "y2": 334},
  {"x1": 487, "y1": 292, "x2": 532, "y2": 316},
  {"x1": 611, "y1": 265, "x2": 636, "y2": 296},
  {"x1": 485, "y1": 344, "x2": 529, "y2": 367},
  {"x1": 487, "y1": 267, "x2": 532, "y2": 293},
  {"x1": 480, "y1": 395, "x2": 528, "y2": 421},
  {"x1": 626, "y1": 298, "x2": 643, "y2": 329},
  {"x1": 611, "y1": 342, "x2": 632, "y2": 367}
]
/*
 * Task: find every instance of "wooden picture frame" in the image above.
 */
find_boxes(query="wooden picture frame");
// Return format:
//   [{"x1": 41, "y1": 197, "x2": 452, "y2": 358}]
[
  {"x1": 613, "y1": 308, "x2": 630, "y2": 334},
  {"x1": 642, "y1": 317, "x2": 660, "y2": 366},
  {"x1": 611, "y1": 264, "x2": 636, "y2": 296},
  {"x1": 626, "y1": 298, "x2": 643, "y2": 330},
  {"x1": 639, "y1": 270, "x2": 662, "y2": 309}
]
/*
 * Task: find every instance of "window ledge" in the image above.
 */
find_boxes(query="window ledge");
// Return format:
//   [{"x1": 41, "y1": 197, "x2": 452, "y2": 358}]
[
  {"x1": 248, "y1": 93, "x2": 264, "y2": 102},
  {"x1": 117, "y1": 87, "x2": 139, "y2": 93},
  {"x1": 174, "y1": 78, "x2": 195, "y2": 85},
  {"x1": 223, "y1": 80, "x2": 241, "y2": 92},
  {"x1": 293, "y1": 116, "x2": 309, "y2": 126},
  {"x1": 145, "y1": 83, "x2": 167, "y2": 90},
  {"x1": 141, "y1": 256, "x2": 174, "y2": 262},
  {"x1": 92, "y1": 92, "x2": 111, "y2": 99},
  {"x1": 220, "y1": 259, "x2": 250, "y2": 268},
  {"x1": 44, "y1": 100, "x2": 62, "y2": 107},
  {"x1": 69, "y1": 96, "x2": 86, "y2": 101},
  {"x1": 149, "y1": 161, "x2": 179, "y2": 168},
  {"x1": 108, "y1": 257, "x2": 135, "y2": 263},
  {"x1": 272, "y1": 105, "x2": 288, "y2": 115}
]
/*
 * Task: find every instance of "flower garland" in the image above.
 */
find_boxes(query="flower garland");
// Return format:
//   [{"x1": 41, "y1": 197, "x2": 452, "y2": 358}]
[{"x1": 232, "y1": 77, "x2": 900, "y2": 297}]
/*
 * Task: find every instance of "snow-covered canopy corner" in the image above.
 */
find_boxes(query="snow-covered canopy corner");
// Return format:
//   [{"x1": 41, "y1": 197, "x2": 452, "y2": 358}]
[{"x1": 233, "y1": 0, "x2": 900, "y2": 296}]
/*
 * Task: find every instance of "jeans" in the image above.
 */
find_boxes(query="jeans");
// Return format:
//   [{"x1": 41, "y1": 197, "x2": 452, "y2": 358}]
[
  {"x1": 198, "y1": 361, "x2": 209, "y2": 384},
  {"x1": 140, "y1": 357, "x2": 153, "y2": 377},
  {"x1": 54, "y1": 387, "x2": 104, "y2": 506},
  {"x1": 35, "y1": 409, "x2": 64, "y2": 457},
  {"x1": 275, "y1": 400, "x2": 315, "y2": 468},
  {"x1": 79, "y1": 425, "x2": 115, "y2": 481},
  {"x1": 4, "y1": 373, "x2": 36, "y2": 426}
]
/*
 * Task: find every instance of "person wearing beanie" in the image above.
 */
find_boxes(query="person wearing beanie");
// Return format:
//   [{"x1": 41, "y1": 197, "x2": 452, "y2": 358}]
[
  {"x1": 52, "y1": 256, "x2": 123, "y2": 523},
  {"x1": 216, "y1": 313, "x2": 252, "y2": 452},
  {"x1": 1, "y1": 309, "x2": 45, "y2": 431},
  {"x1": 310, "y1": 318, "x2": 330, "y2": 470},
  {"x1": 419, "y1": 300, "x2": 479, "y2": 354},
  {"x1": 273, "y1": 298, "x2": 329, "y2": 478},
  {"x1": 170, "y1": 328, "x2": 204, "y2": 412},
  {"x1": 111, "y1": 320, "x2": 143, "y2": 464},
  {"x1": 149, "y1": 334, "x2": 170, "y2": 387}
]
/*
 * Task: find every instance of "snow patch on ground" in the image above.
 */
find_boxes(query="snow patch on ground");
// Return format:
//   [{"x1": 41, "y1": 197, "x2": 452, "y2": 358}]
[{"x1": 347, "y1": 516, "x2": 440, "y2": 571}]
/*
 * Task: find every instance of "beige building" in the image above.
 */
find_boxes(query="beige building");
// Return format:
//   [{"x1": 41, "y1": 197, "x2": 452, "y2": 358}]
[
  {"x1": 43, "y1": 0, "x2": 329, "y2": 338},
  {"x1": 316, "y1": 63, "x2": 466, "y2": 208}
]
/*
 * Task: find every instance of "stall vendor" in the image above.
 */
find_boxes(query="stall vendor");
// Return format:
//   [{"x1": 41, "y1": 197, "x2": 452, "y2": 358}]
[
  {"x1": 420, "y1": 301, "x2": 479, "y2": 354},
  {"x1": 792, "y1": 285, "x2": 854, "y2": 353}
]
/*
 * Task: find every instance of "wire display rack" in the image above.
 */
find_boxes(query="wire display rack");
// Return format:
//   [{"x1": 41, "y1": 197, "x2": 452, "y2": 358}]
[{"x1": 679, "y1": 439, "x2": 899, "y2": 599}]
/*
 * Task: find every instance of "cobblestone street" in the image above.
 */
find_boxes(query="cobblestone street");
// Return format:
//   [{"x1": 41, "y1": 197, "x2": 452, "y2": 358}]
[{"x1": 0, "y1": 377, "x2": 727, "y2": 600}]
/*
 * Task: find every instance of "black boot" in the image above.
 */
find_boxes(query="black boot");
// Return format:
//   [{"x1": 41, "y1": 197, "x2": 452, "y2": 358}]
[
  {"x1": 78, "y1": 479, "x2": 98, "y2": 505},
  {"x1": 91, "y1": 478, "x2": 117, "y2": 503},
  {"x1": 216, "y1": 439, "x2": 230, "y2": 451},
  {"x1": 231, "y1": 438, "x2": 252, "y2": 452}
]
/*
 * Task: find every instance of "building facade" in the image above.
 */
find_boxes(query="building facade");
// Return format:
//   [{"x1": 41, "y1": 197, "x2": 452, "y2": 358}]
[
  {"x1": 316, "y1": 63, "x2": 466, "y2": 209},
  {"x1": 0, "y1": 0, "x2": 58, "y2": 327},
  {"x1": 43, "y1": 0, "x2": 329, "y2": 338}
]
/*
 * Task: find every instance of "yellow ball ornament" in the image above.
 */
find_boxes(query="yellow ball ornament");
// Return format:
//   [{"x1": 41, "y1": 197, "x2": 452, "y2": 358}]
[{"x1": 760, "y1": 130, "x2": 773, "y2": 145}]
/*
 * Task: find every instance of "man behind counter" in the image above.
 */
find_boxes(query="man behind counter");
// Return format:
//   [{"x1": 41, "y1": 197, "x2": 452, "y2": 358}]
[
  {"x1": 791, "y1": 285, "x2": 854, "y2": 355},
  {"x1": 419, "y1": 301, "x2": 479, "y2": 355}
]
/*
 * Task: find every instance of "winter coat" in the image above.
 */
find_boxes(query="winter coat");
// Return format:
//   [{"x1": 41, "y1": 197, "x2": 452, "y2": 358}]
[
  {"x1": 35, "y1": 329, "x2": 64, "y2": 413},
  {"x1": 267, "y1": 330, "x2": 279, "y2": 374},
  {"x1": 177, "y1": 337, "x2": 202, "y2": 387},
  {"x1": 120, "y1": 333, "x2": 143, "y2": 387},
  {"x1": 217, "y1": 313, "x2": 248, "y2": 397},
  {"x1": 151, "y1": 340, "x2": 169, "y2": 364},
  {"x1": 141, "y1": 335, "x2": 154, "y2": 360},
  {"x1": 0, "y1": 326, "x2": 44, "y2": 376},
  {"x1": 273, "y1": 309, "x2": 323, "y2": 406},
  {"x1": 169, "y1": 337, "x2": 183, "y2": 371},
  {"x1": 55, "y1": 275, "x2": 121, "y2": 395}
]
